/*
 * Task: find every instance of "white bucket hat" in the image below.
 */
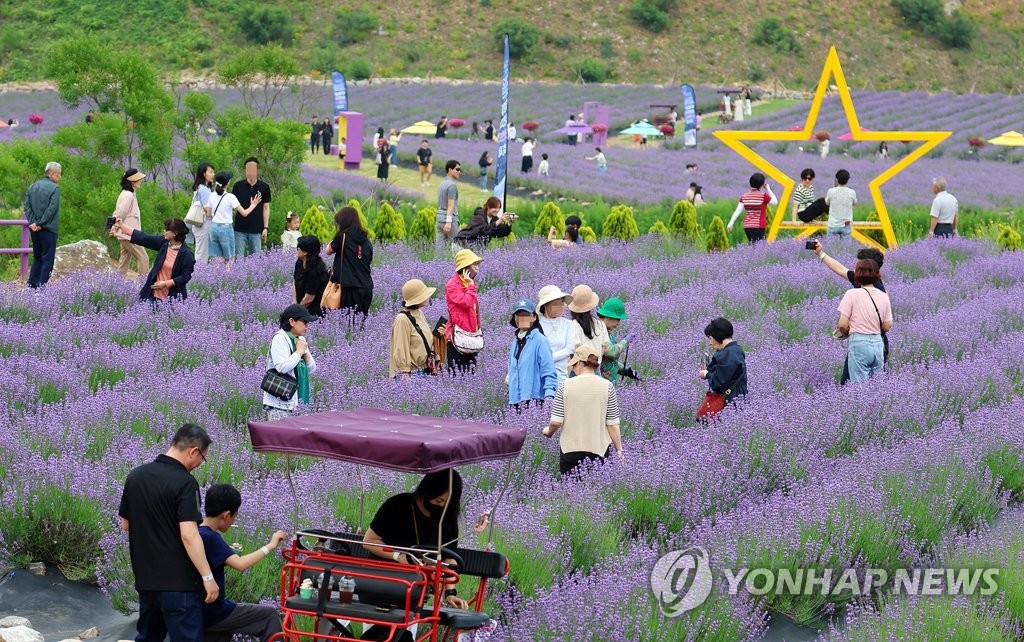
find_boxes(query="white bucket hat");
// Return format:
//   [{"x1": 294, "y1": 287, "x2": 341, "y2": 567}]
[{"x1": 537, "y1": 285, "x2": 573, "y2": 310}]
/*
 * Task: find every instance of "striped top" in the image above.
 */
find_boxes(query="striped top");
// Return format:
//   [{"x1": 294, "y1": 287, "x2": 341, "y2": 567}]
[
  {"x1": 740, "y1": 190, "x2": 771, "y2": 229},
  {"x1": 793, "y1": 184, "x2": 815, "y2": 212},
  {"x1": 550, "y1": 374, "x2": 620, "y2": 456}
]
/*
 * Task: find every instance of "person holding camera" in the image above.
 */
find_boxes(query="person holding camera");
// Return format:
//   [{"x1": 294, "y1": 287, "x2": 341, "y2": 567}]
[
  {"x1": 727, "y1": 172, "x2": 777, "y2": 244},
  {"x1": 110, "y1": 217, "x2": 195, "y2": 303},
  {"x1": 263, "y1": 304, "x2": 318, "y2": 421},
  {"x1": 835, "y1": 259, "x2": 893, "y2": 382},
  {"x1": 454, "y1": 196, "x2": 514, "y2": 248},
  {"x1": 596, "y1": 298, "x2": 633, "y2": 382}
]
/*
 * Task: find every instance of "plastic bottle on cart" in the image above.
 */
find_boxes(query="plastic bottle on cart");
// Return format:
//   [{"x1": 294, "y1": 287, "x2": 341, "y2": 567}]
[{"x1": 338, "y1": 576, "x2": 356, "y2": 604}]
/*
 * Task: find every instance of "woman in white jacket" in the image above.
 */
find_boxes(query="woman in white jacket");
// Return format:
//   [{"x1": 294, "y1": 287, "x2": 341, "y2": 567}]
[
  {"x1": 536, "y1": 285, "x2": 576, "y2": 382},
  {"x1": 263, "y1": 304, "x2": 318, "y2": 419}
]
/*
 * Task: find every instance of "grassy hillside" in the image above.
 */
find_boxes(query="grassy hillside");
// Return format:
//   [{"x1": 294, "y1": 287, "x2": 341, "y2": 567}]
[{"x1": 1, "y1": 0, "x2": 1023, "y2": 91}]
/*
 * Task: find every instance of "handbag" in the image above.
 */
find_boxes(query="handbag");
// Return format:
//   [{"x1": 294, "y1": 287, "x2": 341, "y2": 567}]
[
  {"x1": 403, "y1": 311, "x2": 441, "y2": 375},
  {"x1": 260, "y1": 334, "x2": 298, "y2": 401},
  {"x1": 451, "y1": 325, "x2": 484, "y2": 355},
  {"x1": 184, "y1": 190, "x2": 206, "y2": 226},
  {"x1": 864, "y1": 289, "x2": 890, "y2": 364},
  {"x1": 696, "y1": 363, "x2": 744, "y2": 420},
  {"x1": 321, "y1": 234, "x2": 345, "y2": 311}
]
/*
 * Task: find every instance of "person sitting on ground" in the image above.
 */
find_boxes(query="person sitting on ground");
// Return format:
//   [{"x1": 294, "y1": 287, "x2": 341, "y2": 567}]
[
  {"x1": 836, "y1": 259, "x2": 893, "y2": 382},
  {"x1": 699, "y1": 317, "x2": 748, "y2": 406},
  {"x1": 548, "y1": 225, "x2": 579, "y2": 249},
  {"x1": 791, "y1": 168, "x2": 816, "y2": 223},
  {"x1": 542, "y1": 345, "x2": 623, "y2": 477},
  {"x1": 506, "y1": 299, "x2": 557, "y2": 411},
  {"x1": 389, "y1": 279, "x2": 443, "y2": 379},
  {"x1": 199, "y1": 484, "x2": 287, "y2": 642},
  {"x1": 454, "y1": 196, "x2": 513, "y2": 248}
]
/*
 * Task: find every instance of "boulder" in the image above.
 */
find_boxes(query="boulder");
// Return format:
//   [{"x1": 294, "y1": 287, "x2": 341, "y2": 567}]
[
  {"x1": 53, "y1": 240, "x2": 114, "y2": 277},
  {"x1": 78, "y1": 627, "x2": 99, "y2": 639},
  {"x1": 0, "y1": 619, "x2": 31, "y2": 629},
  {"x1": 0, "y1": 626, "x2": 45, "y2": 642},
  {"x1": 26, "y1": 563, "x2": 45, "y2": 576}
]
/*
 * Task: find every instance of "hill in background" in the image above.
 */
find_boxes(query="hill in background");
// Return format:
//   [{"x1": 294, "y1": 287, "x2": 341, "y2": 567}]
[{"x1": 1, "y1": 0, "x2": 1023, "y2": 92}]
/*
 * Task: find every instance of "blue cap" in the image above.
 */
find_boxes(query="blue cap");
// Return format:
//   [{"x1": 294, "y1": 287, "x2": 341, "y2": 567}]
[{"x1": 512, "y1": 299, "x2": 535, "y2": 315}]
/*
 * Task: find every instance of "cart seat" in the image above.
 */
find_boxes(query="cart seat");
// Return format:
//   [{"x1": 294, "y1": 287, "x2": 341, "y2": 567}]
[
  {"x1": 299, "y1": 558, "x2": 425, "y2": 608},
  {"x1": 416, "y1": 606, "x2": 492, "y2": 630},
  {"x1": 285, "y1": 595, "x2": 410, "y2": 624},
  {"x1": 450, "y1": 547, "x2": 508, "y2": 579}
]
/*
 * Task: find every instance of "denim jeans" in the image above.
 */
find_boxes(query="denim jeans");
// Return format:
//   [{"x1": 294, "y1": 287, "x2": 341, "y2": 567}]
[
  {"x1": 208, "y1": 223, "x2": 234, "y2": 260},
  {"x1": 27, "y1": 228, "x2": 57, "y2": 287},
  {"x1": 847, "y1": 333, "x2": 884, "y2": 382},
  {"x1": 234, "y1": 231, "x2": 262, "y2": 258},
  {"x1": 479, "y1": 168, "x2": 488, "y2": 190},
  {"x1": 827, "y1": 224, "x2": 852, "y2": 237},
  {"x1": 135, "y1": 590, "x2": 203, "y2": 642}
]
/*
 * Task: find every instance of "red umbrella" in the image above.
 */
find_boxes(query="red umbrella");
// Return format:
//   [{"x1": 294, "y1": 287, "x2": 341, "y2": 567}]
[{"x1": 838, "y1": 129, "x2": 871, "y2": 141}]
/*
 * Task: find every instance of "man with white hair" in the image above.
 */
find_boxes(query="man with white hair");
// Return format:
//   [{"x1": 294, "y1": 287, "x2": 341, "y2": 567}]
[
  {"x1": 928, "y1": 177, "x2": 958, "y2": 238},
  {"x1": 24, "y1": 161, "x2": 62, "y2": 288}
]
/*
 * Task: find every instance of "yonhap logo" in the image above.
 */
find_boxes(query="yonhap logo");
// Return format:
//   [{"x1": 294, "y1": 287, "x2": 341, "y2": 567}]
[{"x1": 650, "y1": 545, "x2": 713, "y2": 616}]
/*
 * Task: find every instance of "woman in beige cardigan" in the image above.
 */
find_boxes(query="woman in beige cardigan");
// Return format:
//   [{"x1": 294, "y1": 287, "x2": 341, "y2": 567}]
[{"x1": 114, "y1": 169, "x2": 150, "y2": 277}]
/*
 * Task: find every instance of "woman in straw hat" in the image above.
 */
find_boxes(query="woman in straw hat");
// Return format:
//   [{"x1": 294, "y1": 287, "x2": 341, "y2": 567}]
[
  {"x1": 568, "y1": 284, "x2": 609, "y2": 370},
  {"x1": 445, "y1": 249, "x2": 484, "y2": 375},
  {"x1": 537, "y1": 285, "x2": 576, "y2": 382},
  {"x1": 113, "y1": 168, "x2": 151, "y2": 277},
  {"x1": 389, "y1": 279, "x2": 443, "y2": 379}
]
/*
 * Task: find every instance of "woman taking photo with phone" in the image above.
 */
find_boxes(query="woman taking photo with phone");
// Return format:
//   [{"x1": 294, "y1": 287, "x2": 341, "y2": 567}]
[{"x1": 110, "y1": 217, "x2": 195, "y2": 303}]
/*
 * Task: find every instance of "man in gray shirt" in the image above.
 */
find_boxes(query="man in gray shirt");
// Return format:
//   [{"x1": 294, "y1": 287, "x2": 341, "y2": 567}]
[
  {"x1": 928, "y1": 177, "x2": 959, "y2": 238},
  {"x1": 436, "y1": 160, "x2": 462, "y2": 246},
  {"x1": 24, "y1": 161, "x2": 62, "y2": 288}
]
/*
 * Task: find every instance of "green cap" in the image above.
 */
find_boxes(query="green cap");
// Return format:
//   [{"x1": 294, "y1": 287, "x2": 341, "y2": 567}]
[{"x1": 596, "y1": 297, "x2": 628, "y2": 320}]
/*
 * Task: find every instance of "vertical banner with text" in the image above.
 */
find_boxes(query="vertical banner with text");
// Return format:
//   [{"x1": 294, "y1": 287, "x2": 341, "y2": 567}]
[
  {"x1": 493, "y1": 34, "x2": 510, "y2": 211},
  {"x1": 332, "y1": 71, "x2": 348, "y2": 116},
  {"x1": 681, "y1": 84, "x2": 697, "y2": 147}
]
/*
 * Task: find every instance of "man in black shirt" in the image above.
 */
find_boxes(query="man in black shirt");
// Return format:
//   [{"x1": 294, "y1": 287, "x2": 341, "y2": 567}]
[
  {"x1": 310, "y1": 117, "x2": 321, "y2": 154},
  {"x1": 416, "y1": 140, "x2": 433, "y2": 187},
  {"x1": 118, "y1": 424, "x2": 216, "y2": 642},
  {"x1": 232, "y1": 157, "x2": 272, "y2": 258},
  {"x1": 813, "y1": 241, "x2": 888, "y2": 384},
  {"x1": 320, "y1": 117, "x2": 334, "y2": 156},
  {"x1": 483, "y1": 120, "x2": 494, "y2": 142}
]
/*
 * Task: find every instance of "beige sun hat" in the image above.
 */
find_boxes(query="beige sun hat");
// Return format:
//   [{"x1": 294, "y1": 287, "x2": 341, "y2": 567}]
[
  {"x1": 567, "y1": 284, "x2": 599, "y2": 313},
  {"x1": 125, "y1": 169, "x2": 146, "y2": 182},
  {"x1": 401, "y1": 279, "x2": 436, "y2": 307},
  {"x1": 537, "y1": 285, "x2": 573, "y2": 310}
]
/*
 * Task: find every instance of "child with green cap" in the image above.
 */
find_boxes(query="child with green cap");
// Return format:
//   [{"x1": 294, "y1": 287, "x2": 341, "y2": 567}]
[{"x1": 596, "y1": 297, "x2": 632, "y2": 381}]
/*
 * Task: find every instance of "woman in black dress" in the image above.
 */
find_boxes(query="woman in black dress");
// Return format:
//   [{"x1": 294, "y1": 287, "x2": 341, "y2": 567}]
[
  {"x1": 377, "y1": 140, "x2": 390, "y2": 181},
  {"x1": 293, "y1": 235, "x2": 330, "y2": 317},
  {"x1": 325, "y1": 206, "x2": 374, "y2": 320}
]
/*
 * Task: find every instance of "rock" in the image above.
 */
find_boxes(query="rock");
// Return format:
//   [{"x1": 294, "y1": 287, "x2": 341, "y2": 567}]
[
  {"x1": 26, "y1": 563, "x2": 45, "y2": 576},
  {"x1": 0, "y1": 626, "x2": 45, "y2": 642},
  {"x1": 0, "y1": 618, "x2": 31, "y2": 629},
  {"x1": 78, "y1": 627, "x2": 99, "y2": 639},
  {"x1": 53, "y1": 240, "x2": 114, "y2": 278}
]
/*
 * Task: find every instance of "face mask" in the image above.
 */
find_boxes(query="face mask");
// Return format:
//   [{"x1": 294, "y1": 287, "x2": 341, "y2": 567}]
[{"x1": 427, "y1": 502, "x2": 446, "y2": 518}]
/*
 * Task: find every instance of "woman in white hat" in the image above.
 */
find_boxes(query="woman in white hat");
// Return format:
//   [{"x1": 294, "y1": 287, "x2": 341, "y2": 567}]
[
  {"x1": 389, "y1": 279, "x2": 443, "y2": 379},
  {"x1": 114, "y1": 168, "x2": 150, "y2": 277},
  {"x1": 537, "y1": 285, "x2": 576, "y2": 382},
  {"x1": 568, "y1": 284, "x2": 609, "y2": 370}
]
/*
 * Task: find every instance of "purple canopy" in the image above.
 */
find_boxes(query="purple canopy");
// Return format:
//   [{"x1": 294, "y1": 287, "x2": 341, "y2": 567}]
[
  {"x1": 247, "y1": 407, "x2": 527, "y2": 473},
  {"x1": 553, "y1": 123, "x2": 593, "y2": 135}
]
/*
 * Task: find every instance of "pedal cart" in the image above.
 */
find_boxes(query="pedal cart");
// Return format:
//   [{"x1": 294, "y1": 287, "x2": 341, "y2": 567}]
[{"x1": 247, "y1": 407, "x2": 526, "y2": 642}]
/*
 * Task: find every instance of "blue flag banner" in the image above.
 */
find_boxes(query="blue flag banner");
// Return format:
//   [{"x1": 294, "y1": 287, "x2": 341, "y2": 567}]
[
  {"x1": 332, "y1": 71, "x2": 348, "y2": 115},
  {"x1": 493, "y1": 34, "x2": 510, "y2": 211},
  {"x1": 681, "y1": 84, "x2": 697, "y2": 147}
]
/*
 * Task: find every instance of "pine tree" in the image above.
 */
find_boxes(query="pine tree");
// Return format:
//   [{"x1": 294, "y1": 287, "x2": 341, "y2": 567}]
[
  {"x1": 997, "y1": 225, "x2": 1022, "y2": 251},
  {"x1": 705, "y1": 216, "x2": 731, "y2": 253},
  {"x1": 602, "y1": 204, "x2": 640, "y2": 241},
  {"x1": 300, "y1": 205, "x2": 334, "y2": 244},
  {"x1": 373, "y1": 202, "x2": 407, "y2": 242},
  {"x1": 347, "y1": 198, "x2": 375, "y2": 240},
  {"x1": 668, "y1": 200, "x2": 700, "y2": 240},
  {"x1": 578, "y1": 225, "x2": 597, "y2": 243},
  {"x1": 648, "y1": 219, "x2": 671, "y2": 237},
  {"x1": 533, "y1": 201, "x2": 564, "y2": 236},
  {"x1": 409, "y1": 207, "x2": 435, "y2": 245}
]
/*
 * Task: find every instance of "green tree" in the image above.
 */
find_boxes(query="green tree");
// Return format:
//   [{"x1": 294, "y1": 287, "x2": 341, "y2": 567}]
[
  {"x1": 648, "y1": 219, "x2": 671, "y2": 237},
  {"x1": 493, "y1": 19, "x2": 540, "y2": 59},
  {"x1": 239, "y1": 4, "x2": 294, "y2": 45},
  {"x1": 572, "y1": 59, "x2": 613, "y2": 83},
  {"x1": 347, "y1": 199, "x2": 375, "y2": 240},
  {"x1": 705, "y1": 216, "x2": 731, "y2": 253},
  {"x1": 997, "y1": 225, "x2": 1022, "y2": 252},
  {"x1": 668, "y1": 200, "x2": 700, "y2": 239},
  {"x1": 534, "y1": 201, "x2": 564, "y2": 236},
  {"x1": 578, "y1": 225, "x2": 597, "y2": 243},
  {"x1": 751, "y1": 17, "x2": 801, "y2": 54},
  {"x1": 219, "y1": 45, "x2": 302, "y2": 118},
  {"x1": 214, "y1": 109, "x2": 308, "y2": 197},
  {"x1": 300, "y1": 205, "x2": 334, "y2": 244},
  {"x1": 373, "y1": 202, "x2": 407, "y2": 242},
  {"x1": 602, "y1": 205, "x2": 640, "y2": 241},
  {"x1": 891, "y1": 0, "x2": 943, "y2": 28},
  {"x1": 937, "y1": 10, "x2": 977, "y2": 49},
  {"x1": 409, "y1": 207, "x2": 435, "y2": 245},
  {"x1": 335, "y1": 8, "x2": 379, "y2": 46},
  {"x1": 628, "y1": 0, "x2": 671, "y2": 33}
]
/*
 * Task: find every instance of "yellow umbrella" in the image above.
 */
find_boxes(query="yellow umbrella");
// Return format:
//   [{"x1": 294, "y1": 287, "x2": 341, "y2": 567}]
[
  {"x1": 988, "y1": 131, "x2": 1024, "y2": 146},
  {"x1": 400, "y1": 121, "x2": 437, "y2": 136}
]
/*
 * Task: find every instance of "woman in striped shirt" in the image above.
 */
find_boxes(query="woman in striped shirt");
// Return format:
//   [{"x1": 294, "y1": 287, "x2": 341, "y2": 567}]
[
  {"x1": 727, "y1": 172, "x2": 777, "y2": 243},
  {"x1": 791, "y1": 168, "x2": 815, "y2": 222}
]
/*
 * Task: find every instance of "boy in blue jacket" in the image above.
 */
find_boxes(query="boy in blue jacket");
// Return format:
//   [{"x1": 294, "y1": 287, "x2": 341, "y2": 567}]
[{"x1": 507, "y1": 299, "x2": 558, "y2": 410}]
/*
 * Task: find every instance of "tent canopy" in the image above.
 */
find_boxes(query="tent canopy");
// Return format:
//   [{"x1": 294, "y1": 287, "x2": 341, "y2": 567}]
[
  {"x1": 988, "y1": 131, "x2": 1024, "y2": 146},
  {"x1": 401, "y1": 120, "x2": 438, "y2": 136},
  {"x1": 247, "y1": 407, "x2": 526, "y2": 473},
  {"x1": 838, "y1": 129, "x2": 872, "y2": 140},
  {"x1": 553, "y1": 122, "x2": 593, "y2": 135},
  {"x1": 620, "y1": 120, "x2": 664, "y2": 136}
]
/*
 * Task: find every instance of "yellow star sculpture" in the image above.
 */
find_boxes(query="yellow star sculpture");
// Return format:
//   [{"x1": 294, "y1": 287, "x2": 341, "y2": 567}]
[{"x1": 714, "y1": 46, "x2": 951, "y2": 250}]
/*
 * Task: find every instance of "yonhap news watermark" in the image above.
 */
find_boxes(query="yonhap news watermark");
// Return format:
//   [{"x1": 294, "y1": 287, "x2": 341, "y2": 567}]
[{"x1": 650, "y1": 546, "x2": 1000, "y2": 617}]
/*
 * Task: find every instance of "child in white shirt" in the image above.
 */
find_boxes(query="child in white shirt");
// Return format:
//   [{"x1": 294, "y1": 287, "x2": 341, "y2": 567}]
[
  {"x1": 281, "y1": 211, "x2": 301, "y2": 249},
  {"x1": 538, "y1": 153, "x2": 549, "y2": 177}
]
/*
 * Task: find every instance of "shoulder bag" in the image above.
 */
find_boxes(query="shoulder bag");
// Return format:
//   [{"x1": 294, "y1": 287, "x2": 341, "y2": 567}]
[
  {"x1": 451, "y1": 301, "x2": 484, "y2": 355},
  {"x1": 260, "y1": 332, "x2": 298, "y2": 401},
  {"x1": 184, "y1": 190, "x2": 206, "y2": 226},
  {"x1": 402, "y1": 311, "x2": 441, "y2": 375},
  {"x1": 696, "y1": 363, "x2": 744, "y2": 421},
  {"x1": 321, "y1": 233, "x2": 345, "y2": 310},
  {"x1": 863, "y1": 289, "x2": 890, "y2": 364}
]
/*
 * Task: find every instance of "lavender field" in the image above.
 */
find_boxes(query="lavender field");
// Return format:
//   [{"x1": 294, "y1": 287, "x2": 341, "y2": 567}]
[
  {"x1": 2, "y1": 235, "x2": 1024, "y2": 640},
  {"x1": 2, "y1": 84, "x2": 1022, "y2": 210}
]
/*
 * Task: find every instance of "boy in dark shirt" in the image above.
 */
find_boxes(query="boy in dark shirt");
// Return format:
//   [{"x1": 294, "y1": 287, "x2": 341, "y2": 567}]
[{"x1": 199, "y1": 484, "x2": 288, "y2": 642}]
